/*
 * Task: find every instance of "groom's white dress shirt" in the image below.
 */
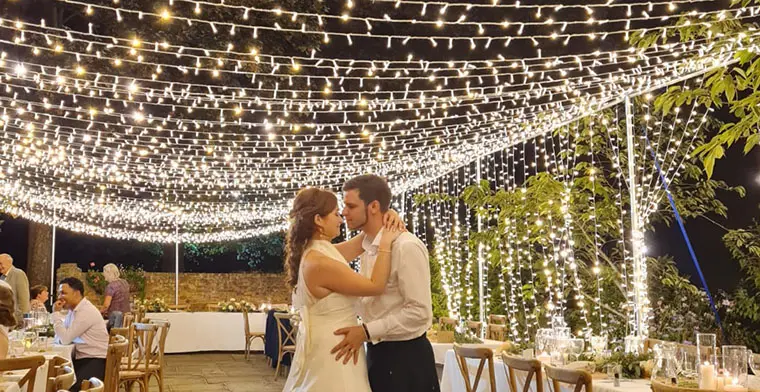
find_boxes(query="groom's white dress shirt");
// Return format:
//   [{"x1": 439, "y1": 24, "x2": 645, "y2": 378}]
[{"x1": 358, "y1": 229, "x2": 433, "y2": 343}]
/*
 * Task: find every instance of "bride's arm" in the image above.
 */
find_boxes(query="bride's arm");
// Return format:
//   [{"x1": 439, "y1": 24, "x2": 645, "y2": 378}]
[
  {"x1": 333, "y1": 233, "x2": 366, "y2": 262},
  {"x1": 333, "y1": 209, "x2": 406, "y2": 261}
]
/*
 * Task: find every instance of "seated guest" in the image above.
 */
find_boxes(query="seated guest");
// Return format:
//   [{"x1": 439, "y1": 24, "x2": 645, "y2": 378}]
[
  {"x1": 53, "y1": 277, "x2": 109, "y2": 392},
  {"x1": 99, "y1": 263, "x2": 131, "y2": 328},
  {"x1": 0, "y1": 285, "x2": 16, "y2": 359},
  {"x1": 30, "y1": 285, "x2": 49, "y2": 312}
]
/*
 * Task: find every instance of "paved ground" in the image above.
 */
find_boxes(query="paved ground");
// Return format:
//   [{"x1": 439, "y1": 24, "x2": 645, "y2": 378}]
[{"x1": 161, "y1": 352, "x2": 286, "y2": 392}]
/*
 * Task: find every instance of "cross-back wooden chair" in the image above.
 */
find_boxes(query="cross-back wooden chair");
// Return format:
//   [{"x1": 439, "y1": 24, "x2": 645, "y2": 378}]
[
  {"x1": 46, "y1": 355, "x2": 72, "y2": 392},
  {"x1": 544, "y1": 365, "x2": 593, "y2": 392},
  {"x1": 145, "y1": 319, "x2": 171, "y2": 392},
  {"x1": 453, "y1": 344, "x2": 497, "y2": 392},
  {"x1": 80, "y1": 377, "x2": 105, "y2": 392},
  {"x1": 502, "y1": 353, "x2": 543, "y2": 392},
  {"x1": 134, "y1": 306, "x2": 145, "y2": 324},
  {"x1": 440, "y1": 317, "x2": 459, "y2": 329},
  {"x1": 104, "y1": 335, "x2": 128, "y2": 392},
  {"x1": 52, "y1": 365, "x2": 76, "y2": 391},
  {"x1": 273, "y1": 312, "x2": 297, "y2": 381},
  {"x1": 122, "y1": 312, "x2": 135, "y2": 329},
  {"x1": 0, "y1": 355, "x2": 46, "y2": 392},
  {"x1": 242, "y1": 307, "x2": 265, "y2": 360},
  {"x1": 465, "y1": 321, "x2": 483, "y2": 336},
  {"x1": 488, "y1": 315, "x2": 507, "y2": 325},
  {"x1": 487, "y1": 324, "x2": 508, "y2": 341},
  {"x1": 118, "y1": 323, "x2": 158, "y2": 392}
]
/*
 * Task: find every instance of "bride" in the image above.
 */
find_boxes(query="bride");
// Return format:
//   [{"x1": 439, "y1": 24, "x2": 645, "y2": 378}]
[{"x1": 282, "y1": 187, "x2": 403, "y2": 392}]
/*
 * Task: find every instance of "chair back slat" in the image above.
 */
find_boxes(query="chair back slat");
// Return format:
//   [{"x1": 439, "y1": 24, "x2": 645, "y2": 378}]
[
  {"x1": 544, "y1": 365, "x2": 593, "y2": 392},
  {"x1": 440, "y1": 317, "x2": 459, "y2": 329},
  {"x1": 243, "y1": 307, "x2": 251, "y2": 336},
  {"x1": 146, "y1": 319, "x2": 171, "y2": 365},
  {"x1": 122, "y1": 323, "x2": 158, "y2": 373},
  {"x1": 501, "y1": 354, "x2": 543, "y2": 392},
  {"x1": 487, "y1": 324, "x2": 507, "y2": 341},
  {"x1": 453, "y1": 344, "x2": 497, "y2": 392},
  {"x1": 53, "y1": 365, "x2": 76, "y2": 391},
  {"x1": 465, "y1": 321, "x2": 483, "y2": 336},
  {"x1": 0, "y1": 355, "x2": 46, "y2": 391},
  {"x1": 46, "y1": 355, "x2": 71, "y2": 392},
  {"x1": 121, "y1": 313, "x2": 134, "y2": 328},
  {"x1": 488, "y1": 315, "x2": 507, "y2": 325},
  {"x1": 273, "y1": 312, "x2": 297, "y2": 347},
  {"x1": 104, "y1": 335, "x2": 128, "y2": 392}
]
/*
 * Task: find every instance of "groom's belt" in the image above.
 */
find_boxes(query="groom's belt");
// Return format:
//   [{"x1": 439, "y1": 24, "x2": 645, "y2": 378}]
[{"x1": 367, "y1": 332, "x2": 428, "y2": 348}]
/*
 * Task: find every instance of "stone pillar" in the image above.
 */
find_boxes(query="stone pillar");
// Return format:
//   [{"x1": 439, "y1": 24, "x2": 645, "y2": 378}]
[{"x1": 26, "y1": 221, "x2": 53, "y2": 288}]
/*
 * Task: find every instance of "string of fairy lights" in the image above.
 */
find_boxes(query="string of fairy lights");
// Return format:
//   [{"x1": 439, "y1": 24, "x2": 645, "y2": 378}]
[{"x1": 0, "y1": 0, "x2": 757, "y2": 334}]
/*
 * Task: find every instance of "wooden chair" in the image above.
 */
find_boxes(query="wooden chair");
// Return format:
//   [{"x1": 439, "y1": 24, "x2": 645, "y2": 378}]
[
  {"x1": 243, "y1": 307, "x2": 265, "y2": 360},
  {"x1": 643, "y1": 338, "x2": 666, "y2": 354},
  {"x1": 134, "y1": 306, "x2": 146, "y2": 324},
  {"x1": 52, "y1": 365, "x2": 76, "y2": 391},
  {"x1": 453, "y1": 344, "x2": 496, "y2": 392},
  {"x1": 544, "y1": 365, "x2": 593, "y2": 392},
  {"x1": 122, "y1": 312, "x2": 135, "y2": 328},
  {"x1": 146, "y1": 319, "x2": 171, "y2": 392},
  {"x1": 273, "y1": 312, "x2": 297, "y2": 381},
  {"x1": 0, "y1": 355, "x2": 46, "y2": 391},
  {"x1": 487, "y1": 324, "x2": 508, "y2": 341},
  {"x1": 80, "y1": 377, "x2": 105, "y2": 392},
  {"x1": 46, "y1": 355, "x2": 72, "y2": 392},
  {"x1": 501, "y1": 353, "x2": 543, "y2": 392},
  {"x1": 105, "y1": 335, "x2": 128, "y2": 392},
  {"x1": 466, "y1": 321, "x2": 483, "y2": 336},
  {"x1": 488, "y1": 315, "x2": 507, "y2": 325},
  {"x1": 440, "y1": 317, "x2": 459, "y2": 329},
  {"x1": 118, "y1": 323, "x2": 158, "y2": 392}
]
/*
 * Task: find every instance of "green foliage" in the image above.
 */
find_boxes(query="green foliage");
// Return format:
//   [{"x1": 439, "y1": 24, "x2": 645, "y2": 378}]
[
  {"x1": 429, "y1": 252, "x2": 450, "y2": 319},
  {"x1": 85, "y1": 270, "x2": 107, "y2": 295},
  {"x1": 183, "y1": 231, "x2": 285, "y2": 272},
  {"x1": 135, "y1": 298, "x2": 170, "y2": 313},
  {"x1": 596, "y1": 351, "x2": 653, "y2": 379},
  {"x1": 216, "y1": 298, "x2": 257, "y2": 312},
  {"x1": 120, "y1": 266, "x2": 146, "y2": 300}
]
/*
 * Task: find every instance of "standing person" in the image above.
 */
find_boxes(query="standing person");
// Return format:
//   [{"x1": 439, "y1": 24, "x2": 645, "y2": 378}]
[
  {"x1": 332, "y1": 174, "x2": 440, "y2": 392},
  {"x1": 30, "y1": 285, "x2": 50, "y2": 312},
  {"x1": 281, "y1": 187, "x2": 406, "y2": 392},
  {"x1": 99, "y1": 264, "x2": 131, "y2": 328},
  {"x1": 53, "y1": 277, "x2": 109, "y2": 392},
  {"x1": 0, "y1": 254, "x2": 30, "y2": 322}
]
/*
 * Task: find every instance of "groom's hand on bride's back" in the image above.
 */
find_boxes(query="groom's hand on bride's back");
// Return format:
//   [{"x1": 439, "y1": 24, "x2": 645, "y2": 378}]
[
  {"x1": 383, "y1": 209, "x2": 407, "y2": 232},
  {"x1": 331, "y1": 326, "x2": 367, "y2": 365}
]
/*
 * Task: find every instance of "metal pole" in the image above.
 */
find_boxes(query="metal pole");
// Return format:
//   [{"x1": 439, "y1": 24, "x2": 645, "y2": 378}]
[
  {"x1": 175, "y1": 241, "x2": 179, "y2": 306},
  {"x1": 476, "y1": 159, "x2": 485, "y2": 333},
  {"x1": 50, "y1": 225, "x2": 56, "y2": 306},
  {"x1": 624, "y1": 95, "x2": 644, "y2": 337}
]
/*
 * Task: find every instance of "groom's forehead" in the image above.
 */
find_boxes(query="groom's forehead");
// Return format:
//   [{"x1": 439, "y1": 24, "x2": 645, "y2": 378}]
[{"x1": 343, "y1": 190, "x2": 362, "y2": 204}]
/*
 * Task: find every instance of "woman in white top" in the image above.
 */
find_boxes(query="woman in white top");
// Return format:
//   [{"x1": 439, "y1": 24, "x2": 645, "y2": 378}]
[
  {"x1": 282, "y1": 187, "x2": 402, "y2": 392},
  {"x1": 0, "y1": 284, "x2": 17, "y2": 359}
]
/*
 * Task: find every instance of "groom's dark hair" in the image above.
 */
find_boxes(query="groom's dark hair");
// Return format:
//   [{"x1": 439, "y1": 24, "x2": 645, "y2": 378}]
[{"x1": 343, "y1": 174, "x2": 392, "y2": 213}]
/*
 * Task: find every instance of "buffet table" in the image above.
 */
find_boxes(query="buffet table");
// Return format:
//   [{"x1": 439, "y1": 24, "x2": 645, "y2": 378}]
[{"x1": 146, "y1": 311, "x2": 268, "y2": 353}]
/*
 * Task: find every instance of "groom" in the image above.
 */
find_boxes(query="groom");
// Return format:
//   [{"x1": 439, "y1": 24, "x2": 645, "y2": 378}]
[{"x1": 332, "y1": 174, "x2": 440, "y2": 392}]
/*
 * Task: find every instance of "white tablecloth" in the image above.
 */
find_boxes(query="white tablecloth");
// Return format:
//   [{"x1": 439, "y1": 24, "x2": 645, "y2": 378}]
[
  {"x1": 146, "y1": 311, "x2": 267, "y2": 353},
  {"x1": 440, "y1": 349, "x2": 651, "y2": 392},
  {"x1": 3, "y1": 345, "x2": 74, "y2": 392},
  {"x1": 432, "y1": 340, "x2": 505, "y2": 365}
]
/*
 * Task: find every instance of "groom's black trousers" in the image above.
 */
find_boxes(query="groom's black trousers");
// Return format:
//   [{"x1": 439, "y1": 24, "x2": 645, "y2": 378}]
[{"x1": 366, "y1": 333, "x2": 441, "y2": 392}]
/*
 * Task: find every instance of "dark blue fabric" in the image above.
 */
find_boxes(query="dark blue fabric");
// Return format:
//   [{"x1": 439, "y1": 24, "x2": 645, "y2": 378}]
[{"x1": 264, "y1": 309, "x2": 294, "y2": 368}]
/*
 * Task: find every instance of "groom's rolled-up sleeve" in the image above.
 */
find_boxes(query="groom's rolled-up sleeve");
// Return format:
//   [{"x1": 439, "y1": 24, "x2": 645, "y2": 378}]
[{"x1": 365, "y1": 239, "x2": 433, "y2": 342}]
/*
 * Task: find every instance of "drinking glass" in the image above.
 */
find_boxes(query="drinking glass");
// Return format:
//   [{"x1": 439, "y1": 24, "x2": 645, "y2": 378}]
[
  {"x1": 590, "y1": 335, "x2": 608, "y2": 355},
  {"x1": 22, "y1": 331, "x2": 37, "y2": 353},
  {"x1": 697, "y1": 333, "x2": 718, "y2": 367},
  {"x1": 722, "y1": 346, "x2": 749, "y2": 388},
  {"x1": 749, "y1": 350, "x2": 760, "y2": 376},
  {"x1": 677, "y1": 347, "x2": 698, "y2": 378},
  {"x1": 624, "y1": 335, "x2": 642, "y2": 354},
  {"x1": 536, "y1": 328, "x2": 553, "y2": 355},
  {"x1": 568, "y1": 338, "x2": 585, "y2": 362},
  {"x1": 652, "y1": 342, "x2": 679, "y2": 381}
]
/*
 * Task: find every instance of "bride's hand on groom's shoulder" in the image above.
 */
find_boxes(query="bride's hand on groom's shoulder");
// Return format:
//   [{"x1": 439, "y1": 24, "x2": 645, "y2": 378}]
[
  {"x1": 382, "y1": 209, "x2": 407, "y2": 232},
  {"x1": 380, "y1": 228, "x2": 402, "y2": 247}
]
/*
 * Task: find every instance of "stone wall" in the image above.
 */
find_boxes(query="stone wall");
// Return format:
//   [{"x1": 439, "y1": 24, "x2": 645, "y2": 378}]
[{"x1": 56, "y1": 263, "x2": 291, "y2": 307}]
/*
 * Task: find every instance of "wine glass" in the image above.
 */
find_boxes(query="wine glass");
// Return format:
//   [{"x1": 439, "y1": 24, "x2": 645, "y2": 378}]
[
  {"x1": 568, "y1": 338, "x2": 585, "y2": 362},
  {"x1": 22, "y1": 331, "x2": 37, "y2": 353},
  {"x1": 590, "y1": 335, "x2": 608, "y2": 355}
]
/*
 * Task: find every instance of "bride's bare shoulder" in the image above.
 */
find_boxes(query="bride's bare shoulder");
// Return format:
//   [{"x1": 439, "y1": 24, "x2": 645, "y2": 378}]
[{"x1": 302, "y1": 249, "x2": 340, "y2": 267}]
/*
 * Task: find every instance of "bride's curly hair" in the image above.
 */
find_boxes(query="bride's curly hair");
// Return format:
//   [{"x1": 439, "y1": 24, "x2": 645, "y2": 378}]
[{"x1": 285, "y1": 188, "x2": 339, "y2": 288}]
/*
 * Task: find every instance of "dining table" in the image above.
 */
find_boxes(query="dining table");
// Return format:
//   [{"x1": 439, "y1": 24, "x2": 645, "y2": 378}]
[{"x1": 0, "y1": 344, "x2": 75, "y2": 392}]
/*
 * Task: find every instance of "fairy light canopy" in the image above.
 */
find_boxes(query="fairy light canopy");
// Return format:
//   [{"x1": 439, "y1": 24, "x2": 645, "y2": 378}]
[{"x1": 0, "y1": 0, "x2": 756, "y2": 242}]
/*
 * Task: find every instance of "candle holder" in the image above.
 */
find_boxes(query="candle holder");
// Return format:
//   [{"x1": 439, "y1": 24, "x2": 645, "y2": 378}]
[
  {"x1": 722, "y1": 346, "x2": 748, "y2": 392},
  {"x1": 697, "y1": 333, "x2": 717, "y2": 390}
]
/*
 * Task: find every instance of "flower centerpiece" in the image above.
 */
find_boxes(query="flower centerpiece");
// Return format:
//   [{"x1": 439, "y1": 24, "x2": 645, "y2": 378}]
[
  {"x1": 216, "y1": 298, "x2": 256, "y2": 312},
  {"x1": 135, "y1": 298, "x2": 170, "y2": 313},
  {"x1": 86, "y1": 270, "x2": 107, "y2": 295}
]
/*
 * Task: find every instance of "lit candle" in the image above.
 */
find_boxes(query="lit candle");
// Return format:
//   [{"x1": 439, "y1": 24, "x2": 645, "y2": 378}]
[
  {"x1": 723, "y1": 378, "x2": 748, "y2": 392},
  {"x1": 700, "y1": 362, "x2": 716, "y2": 390},
  {"x1": 716, "y1": 375, "x2": 726, "y2": 391}
]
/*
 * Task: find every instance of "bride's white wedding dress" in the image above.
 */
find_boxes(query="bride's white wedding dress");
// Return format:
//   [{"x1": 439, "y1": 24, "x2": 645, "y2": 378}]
[{"x1": 282, "y1": 240, "x2": 372, "y2": 392}]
